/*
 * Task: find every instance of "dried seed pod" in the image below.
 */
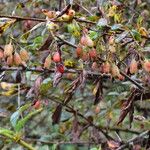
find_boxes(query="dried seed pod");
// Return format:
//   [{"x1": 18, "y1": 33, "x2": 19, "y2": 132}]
[
  {"x1": 14, "y1": 52, "x2": 22, "y2": 66},
  {"x1": 81, "y1": 52, "x2": 89, "y2": 61},
  {"x1": 6, "y1": 55, "x2": 13, "y2": 66},
  {"x1": 20, "y1": 49, "x2": 29, "y2": 62},
  {"x1": 118, "y1": 74, "x2": 125, "y2": 81},
  {"x1": 143, "y1": 60, "x2": 150, "y2": 72},
  {"x1": 76, "y1": 45, "x2": 83, "y2": 58},
  {"x1": 61, "y1": 14, "x2": 70, "y2": 21},
  {"x1": 0, "y1": 49, "x2": 4, "y2": 59},
  {"x1": 44, "y1": 55, "x2": 51, "y2": 69},
  {"x1": 111, "y1": 64, "x2": 120, "y2": 77},
  {"x1": 89, "y1": 49, "x2": 97, "y2": 59},
  {"x1": 109, "y1": 36, "x2": 115, "y2": 45},
  {"x1": 92, "y1": 62, "x2": 98, "y2": 71},
  {"x1": 129, "y1": 59, "x2": 138, "y2": 74},
  {"x1": 42, "y1": 9, "x2": 56, "y2": 19},
  {"x1": 80, "y1": 34, "x2": 94, "y2": 47},
  {"x1": 4, "y1": 42, "x2": 13, "y2": 57},
  {"x1": 53, "y1": 52, "x2": 61, "y2": 63},
  {"x1": 102, "y1": 62, "x2": 110, "y2": 73},
  {"x1": 67, "y1": 9, "x2": 75, "y2": 18},
  {"x1": 33, "y1": 100, "x2": 41, "y2": 109},
  {"x1": 109, "y1": 45, "x2": 116, "y2": 53},
  {"x1": 94, "y1": 105, "x2": 101, "y2": 114}
]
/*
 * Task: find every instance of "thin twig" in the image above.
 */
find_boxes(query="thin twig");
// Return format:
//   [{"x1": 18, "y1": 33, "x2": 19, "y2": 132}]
[
  {"x1": 56, "y1": 35, "x2": 77, "y2": 48},
  {"x1": 75, "y1": 2, "x2": 93, "y2": 16},
  {"x1": 0, "y1": 15, "x2": 46, "y2": 22},
  {"x1": 117, "y1": 130, "x2": 149, "y2": 150},
  {"x1": 120, "y1": 71, "x2": 145, "y2": 90}
]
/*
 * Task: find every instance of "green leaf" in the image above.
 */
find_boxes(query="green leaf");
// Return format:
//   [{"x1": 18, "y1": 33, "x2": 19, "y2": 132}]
[
  {"x1": 15, "y1": 108, "x2": 43, "y2": 132},
  {"x1": 0, "y1": 127, "x2": 14, "y2": 135},
  {"x1": 89, "y1": 31, "x2": 98, "y2": 40},
  {"x1": 20, "y1": 22, "x2": 45, "y2": 43},
  {"x1": 131, "y1": 29, "x2": 141, "y2": 41},
  {"x1": 10, "y1": 111, "x2": 20, "y2": 128},
  {"x1": 67, "y1": 22, "x2": 81, "y2": 37},
  {"x1": 40, "y1": 77, "x2": 52, "y2": 95},
  {"x1": 10, "y1": 103, "x2": 31, "y2": 128}
]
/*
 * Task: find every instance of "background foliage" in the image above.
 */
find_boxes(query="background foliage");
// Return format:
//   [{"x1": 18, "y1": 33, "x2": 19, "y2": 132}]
[{"x1": 0, "y1": 0, "x2": 150, "y2": 150}]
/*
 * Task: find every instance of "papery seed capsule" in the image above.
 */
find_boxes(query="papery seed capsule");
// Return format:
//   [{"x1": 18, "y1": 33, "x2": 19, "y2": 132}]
[
  {"x1": 61, "y1": 14, "x2": 70, "y2": 21},
  {"x1": 53, "y1": 52, "x2": 61, "y2": 63},
  {"x1": 111, "y1": 64, "x2": 120, "y2": 77},
  {"x1": 80, "y1": 35, "x2": 87, "y2": 46},
  {"x1": 80, "y1": 35, "x2": 94, "y2": 47},
  {"x1": 109, "y1": 45, "x2": 116, "y2": 53},
  {"x1": 42, "y1": 9, "x2": 56, "y2": 19},
  {"x1": 44, "y1": 55, "x2": 51, "y2": 69},
  {"x1": 82, "y1": 52, "x2": 89, "y2": 61},
  {"x1": 6, "y1": 55, "x2": 13, "y2": 66},
  {"x1": 92, "y1": 62, "x2": 98, "y2": 71},
  {"x1": 143, "y1": 60, "x2": 150, "y2": 72},
  {"x1": 20, "y1": 49, "x2": 29, "y2": 62},
  {"x1": 0, "y1": 49, "x2": 4, "y2": 59},
  {"x1": 67, "y1": 9, "x2": 75, "y2": 18},
  {"x1": 76, "y1": 45, "x2": 83, "y2": 57},
  {"x1": 109, "y1": 36, "x2": 115, "y2": 45},
  {"x1": 94, "y1": 105, "x2": 101, "y2": 114},
  {"x1": 85, "y1": 35, "x2": 94, "y2": 47},
  {"x1": 89, "y1": 49, "x2": 97, "y2": 59},
  {"x1": 129, "y1": 59, "x2": 138, "y2": 74},
  {"x1": 33, "y1": 100, "x2": 41, "y2": 109},
  {"x1": 14, "y1": 52, "x2": 22, "y2": 66},
  {"x1": 102, "y1": 62, "x2": 110, "y2": 73},
  {"x1": 118, "y1": 74, "x2": 125, "y2": 81},
  {"x1": 4, "y1": 42, "x2": 13, "y2": 57}
]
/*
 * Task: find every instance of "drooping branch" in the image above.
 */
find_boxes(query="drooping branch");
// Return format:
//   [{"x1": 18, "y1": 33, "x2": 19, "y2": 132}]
[{"x1": 48, "y1": 96, "x2": 140, "y2": 135}]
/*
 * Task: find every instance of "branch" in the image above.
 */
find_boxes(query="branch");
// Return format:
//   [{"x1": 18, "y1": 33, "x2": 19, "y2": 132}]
[
  {"x1": 25, "y1": 138, "x2": 96, "y2": 145},
  {"x1": 120, "y1": 71, "x2": 145, "y2": 90},
  {"x1": 0, "y1": 15, "x2": 96, "y2": 25},
  {"x1": 117, "y1": 130, "x2": 150, "y2": 150},
  {"x1": 0, "y1": 15, "x2": 46, "y2": 22},
  {"x1": 74, "y1": 2, "x2": 93, "y2": 16},
  {"x1": 48, "y1": 96, "x2": 140, "y2": 136},
  {"x1": 0, "y1": 66, "x2": 110, "y2": 77},
  {"x1": 0, "y1": 128, "x2": 35, "y2": 150},
  {"x1": 56, "y1": 35, "x2": 77, "y2": 48},
  {"x1": 0, "y1": 66, "x2": 146, "y2": 93}
]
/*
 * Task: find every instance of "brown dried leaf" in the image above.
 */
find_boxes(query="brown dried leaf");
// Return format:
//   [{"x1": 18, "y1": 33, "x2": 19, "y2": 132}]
[
  {"x1": 53, "y1": 71, "x2": 62, "y2": 87},
  {"x1": 94, "y1": 79, "x2": 103, "y2": 105},
  {"x1": 15, "y1": 70, "x2": 22, "y2": 83},
  {"x1": 38, "y1": 35, "x2": 52, "y2": 51},
  {"x1": 129, "y1": 104, "x2": 134, "y2": 128},
  {"x1": 52, "y1": 104, "x2": 62, "y2": 124},
  {"x1": 34, "y1": 76, "x2": 43, "y2": 97},
  {"x1": 117, "y1": 91, "x2": 136, "y2": 125}
]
